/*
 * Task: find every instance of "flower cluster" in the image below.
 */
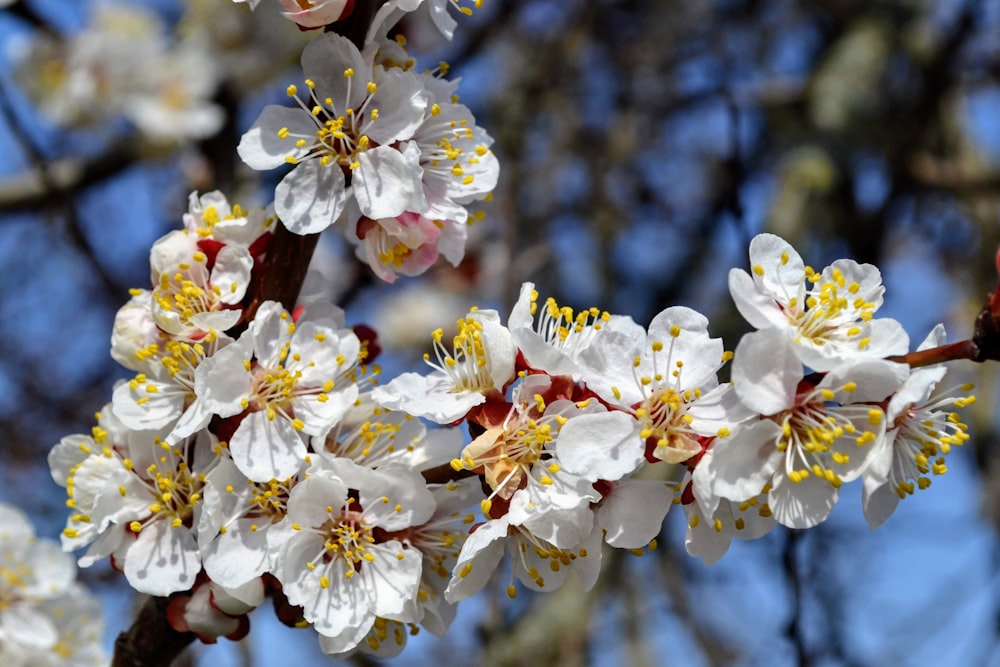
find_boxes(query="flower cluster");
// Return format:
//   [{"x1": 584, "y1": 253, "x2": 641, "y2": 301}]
[
  {"x1": 12, "y1": 3, "x2": 224, "y2": 141},
  {"x1": 31, "y1": 0, "x2": 983, "y2": 663},
  {"x1": 237, "y1": 29, "x2": 497, "y2": 282},
  {"x1": 0, "y1": 503, "x2": 106, "y2": 667}
]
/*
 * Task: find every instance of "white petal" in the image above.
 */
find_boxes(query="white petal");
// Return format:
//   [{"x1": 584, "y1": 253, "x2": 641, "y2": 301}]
[
  {"x1": 728, "y1": 268, "x2": 787, "y2": 330},
  {"x1": 732, "y1": 330, "x2": 801, "y2": 415},
  {"x1": 597, "y1": 479, "x2": 671, "y2": 548},
  {"x1": 229, "y1": 412, "x2": 307, "y2": 482},
  {"x1": 123, "y1": 522, "x2": 200, "y2": 596},
  {"x1": 700, "y1": 419, "x2": 784, "y2": 502},
  {"x1": 237, "y1": 105, "x2": 317, "y2": 170},
  {"x1": 275, "y1": 160, "x2": 346, "y2": 234},
  {"x1": 768, "y1": 471, "x2": 838, "y2": 529},
  {"x1": 353, "y1": 143, "x2": 425, "y2": 220},
  {"x1": 556, "y1": 411, "x2": 644, "y2": 482}
]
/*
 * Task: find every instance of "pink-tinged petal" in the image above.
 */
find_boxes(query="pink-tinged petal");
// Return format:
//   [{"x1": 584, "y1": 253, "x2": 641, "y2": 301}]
[
  {"x1": 237, "y1": 106, "x2": 317, "y2": 170},
  {"x1": 699, "y1": 419, "x2": 783, "y2": 503},
  {"x1": 280, "y1": 0, "x2": 352, "y2": 29},
  {"x1": 597, "y1": 479, "x2": 671, "y2": 548},
  {"x1": 275, "y1": 160, "x2": 347, "y2": 235},
  {"x1": 768, "y1": 470, "x2": 838, "y2": 529},
  {"x1": 728, "y1": 268, "x2": 787, "y2": 330},
  {"x1": 123, "y1": 522, "x2": 200, "y2": 596},
  {"x1": 556, "y1": 411, "x2": 644, "y2": 482},
  {"x1": 353, "y1": 144, "x2": 425, "y2": 220},
  {"x1": 732, "y1": 331, "x2": 801, "y2": 415},
  {"x1": 229, "y1": 412, "x2": 307, "y2": 482}
]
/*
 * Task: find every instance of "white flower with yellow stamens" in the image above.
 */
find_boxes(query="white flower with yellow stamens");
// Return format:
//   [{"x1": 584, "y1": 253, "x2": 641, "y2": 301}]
[
  {"x1": 703, "y1": 332, "x2": 907, "y2": 529},
  {"x1": 196, "y1": 300, "x2": 362, "y2": 482},
  {"x1": 452, "y1": 375, "x2": 611, "y2": 538},
  {"x1": 0, "y1": 504, "x2": 77, "y2": 655},
  {"x1": 577, "y1": 304, "x2": 749, "y2": 464},
  {"x1": 862, "y1": 325, "x2": 975, "y2": 528},
  {"x1": 273, "y1": 458, "x2": 434, "y2": 654},
  {"x1": 112, "y1": 331, "x2": 231, "y2": 446},
  {"x1": 197, "y1": 456, "x2": 299, "y2": 590},
  {"x1": 237, "y1": 33, "x2": 428, "y2": 234},
  {"x1": 372, "y1": 308, "x2": 515, "y2": 424},
  {"x1": 182, "y1": 190, "x2": 275, "y2": 249},
  {"x1": 54, "y1": 425, "x2": 212, "y2": 596},
  {"x1": 507, "y1": 282, "x2": 617, "y2": 377},
  {"x1": 729, "y1": 233, "x2": 909, "y2": 371},
  {"x1": 443, "y1": 511, "x2": 603, "y2": 604},
  {"x1": 149, "y1": 230, "x2": 253, "y2": 340}
]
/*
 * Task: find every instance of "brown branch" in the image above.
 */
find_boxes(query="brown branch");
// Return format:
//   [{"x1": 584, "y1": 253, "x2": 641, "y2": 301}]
[
  {"x1": 111, "y1": 597, "x2": 194, "y2": 667},
  {"x1": 888, "y1": 340, "x2": 981, "y2": 368}
]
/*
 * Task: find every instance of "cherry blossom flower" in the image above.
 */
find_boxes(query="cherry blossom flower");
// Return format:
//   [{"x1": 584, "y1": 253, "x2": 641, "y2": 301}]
[
  {"x1": 238, "y1": 33, "x2": 428, "y2": 234},
  {"x1": 112, "y1": 332, "x2": 231, "y2": 445},
  {"x1": 451, "y1": 375, "x2": 610, "y2": 530},
  {"x1": 729, "y1": 233, "x2": 909, "y2": 371},
  {"x1": 272, "y1": 458, "x2": 435, "y2": 654},
  {"x1": 862, "y1": 325, "x2": 975, "y2": 528},
  {"x1": 53, "y1": 419, "x2": 212, "y2": 596},
  {"x1": 702, "y1": 332, "x2": 907, "y2": 528},
  {"x1": 444, "y1": 513, "x2": 602, "y2": 603},
  {"x1": 680, "y1": 474, "x2": 776, "y2": 566},
  {"x1": 195, "y1": 300, "x2": 363, "y2": 482},
  {"x1": 182, "y1": 190, "x2": 275, "y2": 250},
  {"x1": 149, "y1": 230, "x2": 253, "y2": 339},
  {"x1": 276, "y1": 0, "x2": 353, "y2": 28},
  {"x1": 372, "y1": 307, "x2": 516, "y2": 423},
  {"x1": 197, "y1": 456, "x2": 298, "y2": 589},
  {"x1": 577, "y1": 304, "x2": 749, "y2": 464},
  {"x1": 507, "y1": 282, "x2": 615, "y2": 377},
  {"x1": 316, "y1": 393, "x2": 464, "y2": 470},
  {"x1": 349, "y1": 209, "x2": 458, "y2": 283}
]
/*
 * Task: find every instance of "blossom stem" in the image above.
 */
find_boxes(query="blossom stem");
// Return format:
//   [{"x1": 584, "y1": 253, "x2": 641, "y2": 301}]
[{"x1": 888, "y1": 339, "x2": 980, "y2": 368}]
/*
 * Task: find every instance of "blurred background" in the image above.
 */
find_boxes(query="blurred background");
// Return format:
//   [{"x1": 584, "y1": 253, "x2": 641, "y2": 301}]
[{"x1": 0, "y1": 0, "x2": 998, "y2": 664}]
